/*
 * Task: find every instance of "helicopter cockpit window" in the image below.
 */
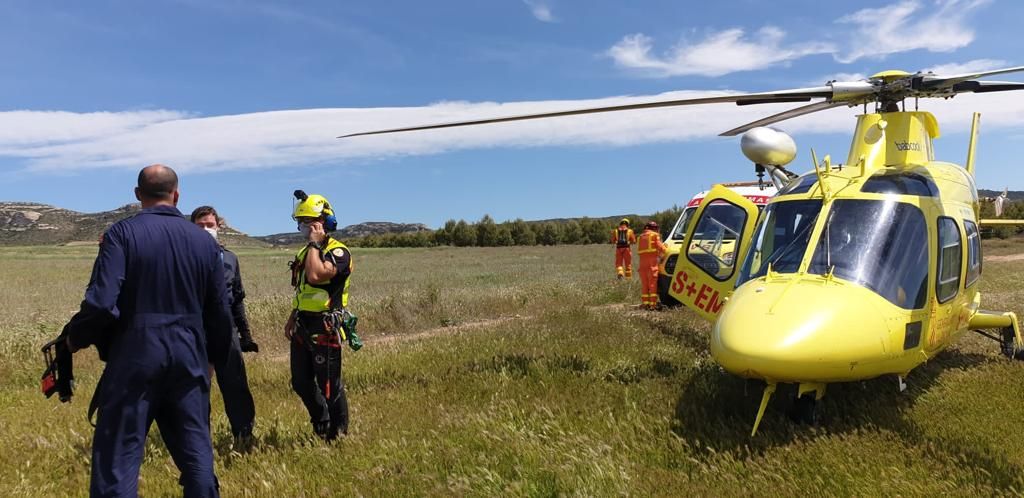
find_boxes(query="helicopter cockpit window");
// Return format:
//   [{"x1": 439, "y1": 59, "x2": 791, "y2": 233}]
[
  {"x1": 808, "y1": 200, "x2": 929, "y2": 309},
  {"x1": 686, "y1": 201, "x2": 748, "y2": 281},
  {"x1": 964, "y1": 220, "x2": 981, "y2": 287},
  {"x1": 737, "y1": 199, "x2": 823, "y2": 286},
  {"x1": 777, "y1": 173, "x2": 818, "y2": 196},
  {"x1": 936, "y1": 217, "x2": 962, "y2": 303},
  {"x1": 861, "y1": 172, "x2": 939, "y2": 196},
  {"x1": 670, "y1": 207, "x2": 697, "y2": 241}
]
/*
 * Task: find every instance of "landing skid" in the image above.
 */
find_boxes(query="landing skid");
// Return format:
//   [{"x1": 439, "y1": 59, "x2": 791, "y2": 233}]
[
  {"x1": 969, "y1": 310, "x2": 1023, "y2": 360},
  {"x1": 973, "y1": 326, "x2": 1024, "y2": 360},
  {"x1": 751, "y1": 382, "x2": 825, "y2": 435},
  {"x1": 786, "y1": 393, "x2": 818, "y2": 425}
]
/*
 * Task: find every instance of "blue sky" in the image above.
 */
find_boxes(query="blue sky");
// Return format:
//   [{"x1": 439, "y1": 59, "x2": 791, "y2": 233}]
[{"x1": 2, "y1": 0, "x2": 1023, "y2": 235}]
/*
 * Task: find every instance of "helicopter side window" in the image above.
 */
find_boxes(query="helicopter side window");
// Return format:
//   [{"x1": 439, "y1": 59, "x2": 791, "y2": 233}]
[
  {"x1": 777, "y1": 173, "x2": 818, "y2": 196},
  {"x1": 808, "y1": 200, "x2": 928, "y2": 309},
  {"x1": 936, "y1": 217, "x2": 962, "y2": 303},
  {"x1": 737, "y1": 199, "x2": 823, "y2": 286},
  {"x1": 964, "y1": 220, "x2": 981, "y2": 288},
  {"x1": 686, "y1": 201, "x2": 748, "y2": 282},
  {"x1": 861, "y1": 172, "x2": 939, "y2": 196}
]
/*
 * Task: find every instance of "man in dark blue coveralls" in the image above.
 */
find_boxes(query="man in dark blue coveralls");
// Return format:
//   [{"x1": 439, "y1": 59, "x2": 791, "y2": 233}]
[{"x1": 62, "y1": 164, "x2": 232, "y2": 497}]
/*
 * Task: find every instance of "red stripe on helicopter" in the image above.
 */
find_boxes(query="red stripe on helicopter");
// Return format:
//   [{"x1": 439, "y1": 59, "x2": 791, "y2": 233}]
[{"x1": 686, "y1": 195, "x2": 772, "y2": 207}]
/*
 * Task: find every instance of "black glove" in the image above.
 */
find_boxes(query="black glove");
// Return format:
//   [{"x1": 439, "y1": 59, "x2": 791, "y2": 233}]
[{"x1": 239, "y1": 338, "x2": 260, "y2": 353}]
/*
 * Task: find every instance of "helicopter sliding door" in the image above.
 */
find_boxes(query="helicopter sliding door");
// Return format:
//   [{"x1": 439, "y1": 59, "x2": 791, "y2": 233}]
[{"x1": 668, "y1": 184, "x2": 759, "y2": 323}]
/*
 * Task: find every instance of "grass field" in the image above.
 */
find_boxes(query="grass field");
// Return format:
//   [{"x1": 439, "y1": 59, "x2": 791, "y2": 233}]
[{"x1": 3, "y1": 242, "x2": 1024, "y2": 496}]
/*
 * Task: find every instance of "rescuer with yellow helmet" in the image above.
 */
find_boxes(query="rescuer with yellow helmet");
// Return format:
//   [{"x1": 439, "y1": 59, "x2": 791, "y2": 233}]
[
  {"x1": 284, "y1": 190, "x2": 360, "y2": 441},
  {"x1": 610, "y1": 218, "x2": 636, "y2": 279}
]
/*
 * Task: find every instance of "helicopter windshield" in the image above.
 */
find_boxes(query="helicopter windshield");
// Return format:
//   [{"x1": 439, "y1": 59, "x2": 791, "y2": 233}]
[
  {"x1": 808, "y1": 199, "x2": 929, "y2": 309},
  {"x1": 737, "y1": 200, "x2": 823, "y2": 285}
]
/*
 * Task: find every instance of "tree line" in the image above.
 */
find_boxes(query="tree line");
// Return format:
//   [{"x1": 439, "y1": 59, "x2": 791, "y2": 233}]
[
  {"x1": 348, "y1": 207, "x2": 684, "y2": 248},
  {"x1": 346, "y1": 197, "x2": 1023, "y2": 248}
]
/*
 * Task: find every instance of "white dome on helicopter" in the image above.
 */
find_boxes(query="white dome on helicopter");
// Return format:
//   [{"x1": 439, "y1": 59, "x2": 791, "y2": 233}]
[{"x1": 740, "y1": 127, "x2": 797, "y2": 166}]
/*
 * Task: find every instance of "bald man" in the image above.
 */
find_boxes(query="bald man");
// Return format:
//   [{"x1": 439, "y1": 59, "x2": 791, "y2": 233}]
[{"x1": 61, "y1": 164, "x2": 233, "y2": 497}]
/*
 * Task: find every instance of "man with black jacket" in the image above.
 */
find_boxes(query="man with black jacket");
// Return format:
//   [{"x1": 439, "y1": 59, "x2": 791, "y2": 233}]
[{"x1": 192, "y1": 205, "x2": 258, "y2": 442}]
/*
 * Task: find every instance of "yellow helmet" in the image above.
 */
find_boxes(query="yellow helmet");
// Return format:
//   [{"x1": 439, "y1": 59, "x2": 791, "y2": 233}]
[
  {"x1": 620, "y1": 218, "x2": 630, "y2": 226},
  {"x1": 292, "y1": 190, "x2": 338, "y2": 230}
]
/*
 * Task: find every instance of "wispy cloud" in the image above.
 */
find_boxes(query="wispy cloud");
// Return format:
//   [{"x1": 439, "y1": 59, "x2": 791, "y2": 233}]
[
  {"x1": 923, "y1": 58, "x2": 1007, "y2": 75},
  {"x1": 835, "y1": 0, "x2": 990, "y2": 63},
  {"x1": 811, "y1": 73, "x2": 869, "y2": 86},
  {"x1": 0, "y1": 110, "x2": 188, "y2": 147},
  {"x1": 523, "y1": 0, "x2": 556, "y2": 23},
  {"x1": 4, "y1": 91, "x2": 1023, "y2": 173},
  {"x1": 607, "y1": 27, "x2": 835, "y2": 77},
  {"x1": 608, "y1": 1, "x2": 991, "y2": 78}
]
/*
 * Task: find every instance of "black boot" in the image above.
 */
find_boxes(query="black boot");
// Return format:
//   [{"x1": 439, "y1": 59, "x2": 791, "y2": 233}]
[
  {"x1": 314, "y1": 420, "x2": 332, "y2": 441},
  {"x1": 233, "y1": 426, "x2": 255, "y2": 452}
]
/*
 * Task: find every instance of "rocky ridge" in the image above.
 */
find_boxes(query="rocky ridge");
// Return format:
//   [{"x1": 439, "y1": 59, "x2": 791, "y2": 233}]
[{"x1": 0, "y1": 201, "x2": 428, "y2": 246}]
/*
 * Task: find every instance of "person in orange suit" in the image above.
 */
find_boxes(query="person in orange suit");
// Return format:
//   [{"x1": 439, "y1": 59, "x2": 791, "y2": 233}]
[
  {"x1": 610, "y1": 218, "x2": 636, "y2": 279},
  {"x1": 638, "y1": 220, "x2": 668, "y2": 309}
]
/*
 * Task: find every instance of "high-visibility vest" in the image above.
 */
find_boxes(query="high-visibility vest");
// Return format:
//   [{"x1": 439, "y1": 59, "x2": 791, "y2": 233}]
[
  {"x1": 292, "y1": 238, "x2": 352, "y2": 312},
  {"x1": 638, "y1": 230, "x2": 663, "y2": 255}
]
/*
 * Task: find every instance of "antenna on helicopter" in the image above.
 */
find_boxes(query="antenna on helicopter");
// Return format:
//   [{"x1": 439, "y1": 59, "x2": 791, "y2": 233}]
[{"x1": 739, "y1": 127, "x2": 798, "y2": 190}]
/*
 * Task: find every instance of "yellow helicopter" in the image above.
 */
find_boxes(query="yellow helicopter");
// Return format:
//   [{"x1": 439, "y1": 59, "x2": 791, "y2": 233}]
[{"x1": 341, "y1": 65, "x2": 1024, "y2": 435}]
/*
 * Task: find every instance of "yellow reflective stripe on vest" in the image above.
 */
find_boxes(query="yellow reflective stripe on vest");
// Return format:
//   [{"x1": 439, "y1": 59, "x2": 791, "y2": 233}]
[
  {"x1": 292, "y1": 239, "x2": 350, "y2": 312},
  {"x1": 638, "y1": 232, "x2": 659, "y2": 254}
]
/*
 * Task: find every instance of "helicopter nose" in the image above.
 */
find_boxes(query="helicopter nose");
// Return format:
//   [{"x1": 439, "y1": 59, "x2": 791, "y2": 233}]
[{"x1": 711, "y1": 278, "x2": 891, "y2": 383}]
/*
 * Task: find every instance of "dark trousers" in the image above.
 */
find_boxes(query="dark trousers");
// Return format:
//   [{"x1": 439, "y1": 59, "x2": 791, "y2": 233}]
[
  {"x1": 290, "y1": 316, "x2": 349, "y2": 435},
  {"x1": 214, "y1": 331, "x2": 255, "y2": 437},
  {"x1": 91, "y1": 327, "x2": 219, "y2": 498}
]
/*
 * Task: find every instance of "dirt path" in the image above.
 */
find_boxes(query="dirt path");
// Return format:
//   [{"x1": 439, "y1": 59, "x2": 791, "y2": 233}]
[
  {"x1": 369, "y1": 314, "x2": 524, "y2": 346},
  {"x1": 265, "y1": 303, "x2": 637, "y2": 362},
  {"x1": 986, "y1": 253, "x2": 1024, "y2": 262}
]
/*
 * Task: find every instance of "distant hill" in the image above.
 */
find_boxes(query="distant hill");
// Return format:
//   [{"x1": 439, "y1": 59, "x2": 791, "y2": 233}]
[
  {"x1": 1, "y1": 202, "x2": 138, "y2": 246},
  {"x1": 0, "y1": 201, "x2": 258, "y2": 247},
  {"x1": 0, "y1": 201, "x2": 432, "y2": 247},
  {"x1": 256, "y1": 221, "x2": 431, "y2": 246},
  {"x1": 0, "y1": 198, "x2": 679, "y2": 248},
  {"x1": 979, "y1": 189, "x2": 1024, "y2": 201},
  {"x1": 523, "y1": 214, "x2": 651, "y2": 226}
]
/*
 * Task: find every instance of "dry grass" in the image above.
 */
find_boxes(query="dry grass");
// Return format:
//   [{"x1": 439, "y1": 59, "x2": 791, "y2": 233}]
[{"x1": 3, "y1": 241, "x2": 1024, "y2": 496}]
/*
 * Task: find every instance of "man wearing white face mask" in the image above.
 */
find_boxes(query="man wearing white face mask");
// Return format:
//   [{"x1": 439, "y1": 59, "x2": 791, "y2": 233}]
[
  {"x1": 286, "y1": 190, "x2": 358, "y2": 441},
  {"x1": 191, "y1": 206, "x2": 257, "y2": 445}
]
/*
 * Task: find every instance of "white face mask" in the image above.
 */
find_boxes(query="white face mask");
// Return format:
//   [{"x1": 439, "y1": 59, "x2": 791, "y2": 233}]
[
  {"x1": 299, "y1": 223, "x2": 312, "y2": 238},
  {"x1": 203, "y1": 227, "x2": 219, "y2": 240}
]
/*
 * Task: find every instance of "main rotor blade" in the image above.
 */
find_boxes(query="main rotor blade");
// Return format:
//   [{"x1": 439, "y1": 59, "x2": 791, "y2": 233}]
[
  {"x1": 718, "y1": 101, "x2": 847, "y2": 137},
  {"x1": 338, "y1": 86, "x2": 833, "y2": 138},
  {"x1": 951, "y1": 80, "x2": 1024, "y2": 93},
  {"x1": 918, "y1": 65, "x2": 1024, "y2": 89}
]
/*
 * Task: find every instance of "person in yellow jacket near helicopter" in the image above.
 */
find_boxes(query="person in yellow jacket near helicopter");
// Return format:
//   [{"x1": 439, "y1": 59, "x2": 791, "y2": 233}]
[
  {"x1": 638, "y1": 220, "x2": 668, "y2": 310},
  {"x1": 610, "y1": 218, "x2": 636, "y2": 279},
  {"x1": 284, "y1": 190, "x2": 361, "y2": 441}
]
